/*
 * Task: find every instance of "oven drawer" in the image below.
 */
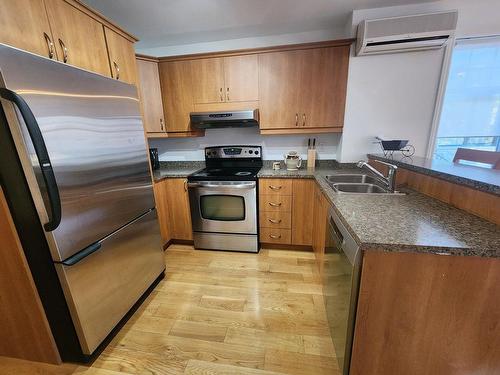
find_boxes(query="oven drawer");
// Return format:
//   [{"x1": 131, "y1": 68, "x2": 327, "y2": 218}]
[
  {"x1": 259, "y1": 195, "x2": 292, "y2": 212},
  {"x1": 259, "y1": 179, "x2": 292, "y2": 196},
  {"x1": 260, "y1": 227, "x2": 291, "y2": 244},
  {"x1": 260, "y1": 211, "x2": 291, "y2": 229}
]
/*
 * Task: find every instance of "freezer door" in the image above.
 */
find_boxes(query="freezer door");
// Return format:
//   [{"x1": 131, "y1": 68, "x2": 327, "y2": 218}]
[
  {"x1": 0, "y1": 44, "x2": 154, "y2": 261},
  {"x1": 55, "y1": 209, "x2": 165, "y2": 355}
]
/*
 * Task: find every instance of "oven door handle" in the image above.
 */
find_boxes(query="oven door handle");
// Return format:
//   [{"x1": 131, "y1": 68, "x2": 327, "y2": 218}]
[{"x1": 187, "y1": 182, "x2": 256, "y2": 189}]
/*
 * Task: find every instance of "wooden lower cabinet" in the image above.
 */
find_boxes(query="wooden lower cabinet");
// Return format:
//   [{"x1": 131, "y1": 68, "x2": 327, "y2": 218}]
[
  {"x1": 350, "y1": 251, "x2": 500, "y2": 375},
  {"x1": 0, "y1": 188, "x2": 60, "y2": 364},
  {"x1": 152, "y1": 179, "x2": 171, "y2": 244},
  {"x1": 312, "y1": 185, "x2": 330, "y2": 272},
  {"x1": 153, "y1": 178, "x2": 192, "y2": 243},
  {"x1": 291, "y1": 179, "x2": 315, "y2": 246},
  {"x1": 259, "y1": 178, "x2": 314, "y2": 247}
]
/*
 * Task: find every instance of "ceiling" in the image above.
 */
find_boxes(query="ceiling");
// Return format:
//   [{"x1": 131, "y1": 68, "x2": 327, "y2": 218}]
[{"x1": 84, "y1": 0, "x2": 435, "y2": 51}]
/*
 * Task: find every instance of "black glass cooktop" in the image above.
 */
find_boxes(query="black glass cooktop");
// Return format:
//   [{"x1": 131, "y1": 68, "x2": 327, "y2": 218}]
[{"x1": 188, "y1": 167, "x2": 261, "y2": 181}]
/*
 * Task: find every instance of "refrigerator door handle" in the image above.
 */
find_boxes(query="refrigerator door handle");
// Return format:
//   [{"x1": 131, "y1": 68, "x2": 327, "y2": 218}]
[{"x1": 0, "y1": 87, "x2": 61, "y2": 231}]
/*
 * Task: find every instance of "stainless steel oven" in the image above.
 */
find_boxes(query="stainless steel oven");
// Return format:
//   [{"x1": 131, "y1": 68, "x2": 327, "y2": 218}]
[
  {"x1": 188, "y1": 180, "x2": 258, "y2": 252},
  {"x1": 186, "y1": 146, "x2": 262, "y2": 253},
  {"x1": 323, "y1": 207, "x2": 362, "y2": 374}
]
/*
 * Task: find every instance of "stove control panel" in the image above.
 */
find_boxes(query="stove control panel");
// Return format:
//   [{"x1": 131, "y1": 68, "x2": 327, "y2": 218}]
[{"x1": 205, "y1": 146, "x2": 262, "y2": 159}]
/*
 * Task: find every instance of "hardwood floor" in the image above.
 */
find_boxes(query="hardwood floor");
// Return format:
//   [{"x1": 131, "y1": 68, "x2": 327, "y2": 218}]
[{"x1": 0, "y1": 245, "x2": 339, "y2": 375}]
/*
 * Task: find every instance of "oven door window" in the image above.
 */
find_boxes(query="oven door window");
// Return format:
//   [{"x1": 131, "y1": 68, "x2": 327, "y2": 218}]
[{"x1": 200, "y1": 195, "x2": 245, "y2": 221}]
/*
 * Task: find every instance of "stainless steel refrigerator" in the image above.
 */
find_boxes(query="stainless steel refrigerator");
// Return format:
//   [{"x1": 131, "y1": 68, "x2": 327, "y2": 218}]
[{"x1": 0, "y1": 44, "x2": 165, "y2": 361}]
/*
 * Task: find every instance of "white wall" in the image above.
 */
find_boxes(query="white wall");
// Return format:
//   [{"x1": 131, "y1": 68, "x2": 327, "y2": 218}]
[
  {"x1": 137, "y1": 29, "x2": 345, "y2": 57},
  {"x1": 339, "y1": 0, "x2": 500, "y2": 162},
  {"x1": 149, "y1": 127, "x2": 339, "y2": 161}
]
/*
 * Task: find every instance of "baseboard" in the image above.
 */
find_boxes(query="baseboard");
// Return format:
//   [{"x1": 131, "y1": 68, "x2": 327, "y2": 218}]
[{"x1": 260, "y1": 243, "x2": 313, "y2": 251}]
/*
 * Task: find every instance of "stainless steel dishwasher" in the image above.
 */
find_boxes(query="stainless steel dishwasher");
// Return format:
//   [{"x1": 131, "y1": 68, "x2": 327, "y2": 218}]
[{"x1": 323, "y1": 207, "x2": 362, "y2": 375}]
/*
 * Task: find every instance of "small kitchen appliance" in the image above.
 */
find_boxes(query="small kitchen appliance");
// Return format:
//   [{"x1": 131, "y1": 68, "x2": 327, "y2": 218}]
[
  {"x1": 149, "y1": 148, "x2": 160, "y2": 170},
  {"x1": 284, "y1": 151, "x2": 302, "y2": 170},
  {"x1": 187, "y1": 146, "x2": 262, "y2": 253}
]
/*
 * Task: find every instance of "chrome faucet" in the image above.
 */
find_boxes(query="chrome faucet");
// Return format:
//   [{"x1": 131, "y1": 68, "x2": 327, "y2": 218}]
[{"x1": 357, "y1": 160, "x2": 398, "y2": 192}]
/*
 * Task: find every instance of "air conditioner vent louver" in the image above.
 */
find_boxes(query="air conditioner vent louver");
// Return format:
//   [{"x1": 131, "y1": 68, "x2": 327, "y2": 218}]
[{"x1": 356, "y1": 11, "x2": 458, "y2": 56}]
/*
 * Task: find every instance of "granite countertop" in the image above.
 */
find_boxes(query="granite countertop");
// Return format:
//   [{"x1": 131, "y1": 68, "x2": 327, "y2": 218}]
[
  {"x1": 368, "y1": 153, "x2": 500, "y2": 196},
  {"x1": 259, "y1": 166, "x2": 500, "y2": 258},
  {"x1": 154, "y1": 160, "x2": 499, "y2": 257},
  {"x1": 153, "y1": 161, "x2": 204, "y2": 181}
]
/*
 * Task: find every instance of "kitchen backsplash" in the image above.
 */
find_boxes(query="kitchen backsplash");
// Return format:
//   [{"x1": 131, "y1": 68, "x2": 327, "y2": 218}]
[{"x1": 148, "y1": 127, "x2": 340, "y2": 161}]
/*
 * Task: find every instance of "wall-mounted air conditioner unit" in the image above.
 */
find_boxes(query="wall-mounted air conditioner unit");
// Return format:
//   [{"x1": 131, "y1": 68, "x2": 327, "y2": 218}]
[{"x1": 356, "y1": 11, "x2": 458, "y2": 56}]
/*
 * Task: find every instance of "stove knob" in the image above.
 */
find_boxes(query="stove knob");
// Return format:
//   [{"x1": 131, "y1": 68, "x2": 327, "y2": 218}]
[
  {"x1": 249, "y1": 150, "x2": 253, "y2": 154},
  {"x1": 254, "y1": 150, "x2": 259, "y2": 155}
]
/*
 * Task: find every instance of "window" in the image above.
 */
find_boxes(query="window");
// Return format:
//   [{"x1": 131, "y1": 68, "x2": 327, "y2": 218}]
[{"x1": 433, "y1": 37, "x2": 500, "y2": 166}]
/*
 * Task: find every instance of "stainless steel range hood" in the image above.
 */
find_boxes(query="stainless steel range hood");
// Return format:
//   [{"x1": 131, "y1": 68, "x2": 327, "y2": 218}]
[{"x1": 190, "y1": 109, "x2": 259, "y2": 129}]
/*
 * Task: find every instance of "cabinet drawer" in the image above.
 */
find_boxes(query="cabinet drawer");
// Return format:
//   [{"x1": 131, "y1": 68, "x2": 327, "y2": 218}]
[
  {"x1": 260, "y1": 211, "x2": 291, "y2": 229},
  {"x1": 259, "y1": 228, "x2": 291, "y2": 244},
  {"x1": 259, "y1": 195, "x2": 292, "y2": 212},
  {"x1": 259, "y1": 179, "x2": 292, "y2": 195}
]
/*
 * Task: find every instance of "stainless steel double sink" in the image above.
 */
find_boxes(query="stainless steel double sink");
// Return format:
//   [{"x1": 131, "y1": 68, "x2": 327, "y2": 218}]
[{"x1": 325, "y1": 174, "x2": 403, "y2": 195}]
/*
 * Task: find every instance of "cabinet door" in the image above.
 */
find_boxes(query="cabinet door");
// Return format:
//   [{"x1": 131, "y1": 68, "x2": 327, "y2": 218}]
[
  {"x1": 191, "y1": 57, "x2": 225, "y2": 104},
  {"x1": 300, "y1": 46, "x2": 349, "y2": 128},
  {"x1": 291, "y1": 179, "x2": 315, "y2": 246},
  {"x1": 159, "y1": 60, "x2": 194, "y2": 132},
  {"x1": 44, "y1": 0, "x2": 111, "y2": 76},
  {"x1": 223, "y1": 55, "x2": 258, "y2": 102},
  {"x1": 105, "y1": 27, "x2": 138, "y2": 85},
  {"x1": 258, "y1": 51, "x2": 301, "y2": 129},
  {"x1": 165, "y1": 179, "x2": 193, "y2": 240},
  {"x1": 0, "y1": 0, "x2": 56, "y2": 60},
  {"x1": 152, "y1": 180, "x2": 171, "y2": 244},
  {"x1": 137, "y1": 58, "x2": 165, "y2": 133}
]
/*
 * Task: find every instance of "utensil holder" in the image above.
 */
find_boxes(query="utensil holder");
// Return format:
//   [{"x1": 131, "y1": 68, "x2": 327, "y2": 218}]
[{"x1": 307, "y1": 149, "x2": 316, "y2": 170}]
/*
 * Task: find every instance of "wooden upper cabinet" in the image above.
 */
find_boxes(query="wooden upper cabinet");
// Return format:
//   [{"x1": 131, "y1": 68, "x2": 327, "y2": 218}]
[
  {"x1": 301, "y1": 46, "x2": 349, "y2": 128},
  {"x1": 44, "y1": 0, "x2": 111, "y2": 77},
  {"x1": 259, "y1": 45, "x2": 350, "y2": 132},
  {"x1": 0, "y1": 0, "x2": 56, "y2": 60},
  {"x1": 190, "y1": 55, "x2": 259, "y2": 104},
  {"x1": 159, "y1": 60, "x2": 194, "y2": 132},
  {"x1": 258, "y1": 50, "x2": 302, "y2": 129},
  {"x1": 104, "y1": 27, "x2": 138, "y2": 85},
  {"x1": 136, "y1": 57, "x2": 165, "y2": 133},
  {"x1": 223, "y1": 55, "x2": 259, "y2": 102},
  {"x1": 191, "y1": 57, "x2": 225, "y2": 104}
]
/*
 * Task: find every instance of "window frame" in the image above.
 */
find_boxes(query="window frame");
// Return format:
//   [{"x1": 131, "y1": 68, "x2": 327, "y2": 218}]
[{"x1": 427, "y1": 35, "x2": 500, "y2": 159}]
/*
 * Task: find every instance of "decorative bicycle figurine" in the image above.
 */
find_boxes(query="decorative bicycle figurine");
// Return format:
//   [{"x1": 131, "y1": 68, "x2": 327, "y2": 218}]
[{"x1": 375, "y1": 137, "x2": 415, "y2": 157}]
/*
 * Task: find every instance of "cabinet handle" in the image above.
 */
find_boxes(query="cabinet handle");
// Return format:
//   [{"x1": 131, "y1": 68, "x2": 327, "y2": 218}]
[
  {"x1": 295, "y1": 113, "x2": 298, "y2": 127},
  {"x1": 219, "y1": 87, "x2": 223, "y2": 102},
  {"x1": 226, "y1": 87, "x2": 230, "y2": 101},
  {"x1": 160, "y1": 118, "x2": 164, "y2": 131},
  {"x1": 268, "y1": 202, "x2": 282, "y2": 207},
  {"x1": 58, "y1": 38, "x2": 68, "y2": 63},
  {"x1": 302, "y1": 113, "x2": 306, "y2": 127},
  {"x1": 269, "y1": 185, "x2": 282, "y2": 190},
  {"x1": 43, "y1": 33, "x2": 55, "y2": 59},
  {"x1": 268, "y1": 218, "x2": 282, "y2": 224},
  {"x1": 184, "y1": 180, "x2": 187, "y2": 192},
  {"x1": 269, "y1": 234, "x2": 282, "y2": 239},
  {"x1": 113, "y1": 61, "x2": 120, "y2": 80}
]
